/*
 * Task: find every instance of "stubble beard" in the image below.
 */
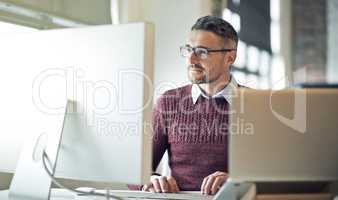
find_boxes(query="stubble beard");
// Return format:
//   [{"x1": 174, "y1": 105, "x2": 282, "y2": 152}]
[
  {"x1": 188, "y1": 64, "x2": 209, "y2": 84},
  {"x1": 189, "y1": 74, "x2": 207, "y2": 84}
]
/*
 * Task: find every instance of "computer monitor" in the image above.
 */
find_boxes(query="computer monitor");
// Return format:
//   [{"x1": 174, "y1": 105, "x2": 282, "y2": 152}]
[
  {"x1": 228, "y1": 88, "x2": 338, "y2": 182},
  {"x1": 4, "y1": 22, "x2": 154, "y2": 199}
]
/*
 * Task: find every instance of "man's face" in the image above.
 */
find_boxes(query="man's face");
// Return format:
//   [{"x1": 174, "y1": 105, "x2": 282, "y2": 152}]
[{"x1": 186, "y1": 30, "x2": 236, "y2": 85}]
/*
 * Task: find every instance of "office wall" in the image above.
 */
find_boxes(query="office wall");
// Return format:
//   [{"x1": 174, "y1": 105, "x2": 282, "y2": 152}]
[
  {"x1": 142, "y1": 0, "x2": 212, "y2": 96},
  {"x1": 119, "y1": 0, "x2": 212, "y2": 98}
]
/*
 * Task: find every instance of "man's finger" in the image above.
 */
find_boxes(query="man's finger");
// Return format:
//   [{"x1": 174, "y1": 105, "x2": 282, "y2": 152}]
[
  {"x1": 142, "y1": 184, "x2": 151, "y2": 191},
  {"x1": 148, "y1": 187, "x2": 155, "y2": 193},
  {"x1": 211, "y1": 176, "x2": 226, "y2": 195},
  {"x1": 167, "y1": 176, "x2": 179, "y2": 193},
  {"x1": 201, "y1": 177, "x2": 208, "y2": 194},
  {"x1": 152, "y1": 178, "x2": 161, "y2": 193},
  {"x1": 159, "y1": 176, "x2": 169, "y2": 192},
  {"x1": 212, "y1": 171, "x2": 228, "y2": 178},
  {"x1": 203, "y1": 175, "x2": 216, "y2": 195}
]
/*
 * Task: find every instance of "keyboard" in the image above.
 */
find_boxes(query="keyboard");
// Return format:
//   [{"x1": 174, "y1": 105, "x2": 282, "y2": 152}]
[
  {"x1": 0, "y1": 188, "x2": 213, "y2": 200},
  {"x1": 80, "y1": 190, "x2": 213, "y2": 200}
]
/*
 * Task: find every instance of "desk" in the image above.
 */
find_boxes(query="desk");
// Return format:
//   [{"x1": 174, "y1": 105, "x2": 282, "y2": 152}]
[
  {"x1": 1, "y1": 189, "x2": 74, "y2": 200},
  {"x1": 0, "y1": 189, "x2": 213, "y2": 200}
]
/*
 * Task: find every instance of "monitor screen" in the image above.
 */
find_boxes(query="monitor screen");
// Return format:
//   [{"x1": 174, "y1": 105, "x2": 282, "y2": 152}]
[{"x1": 1, "y1": 23, "x2": 154, "y2": 199}]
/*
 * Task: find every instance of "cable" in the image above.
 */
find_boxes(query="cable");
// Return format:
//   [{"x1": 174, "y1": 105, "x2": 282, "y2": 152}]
[{"x1": 41, "y1": 150, "x2": 123, "y2": 200}]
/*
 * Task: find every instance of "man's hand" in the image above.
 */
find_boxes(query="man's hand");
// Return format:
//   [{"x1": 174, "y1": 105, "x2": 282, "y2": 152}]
[
  {"x1": 142, "y1": 175, "x2": 180, "y2": 193},
  {"x1": 201, "y1": 171, "x2": 228, "y2": 195}
]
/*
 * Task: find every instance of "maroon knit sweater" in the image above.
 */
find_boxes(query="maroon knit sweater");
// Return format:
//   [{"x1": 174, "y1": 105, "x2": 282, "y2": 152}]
[{"x1": 152, "y1": 84, "x2": 233, "y2": 191}]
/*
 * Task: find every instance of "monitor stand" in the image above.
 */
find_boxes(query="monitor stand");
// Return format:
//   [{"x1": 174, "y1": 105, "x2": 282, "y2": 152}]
[
  {"x1": 8, "y1": 100, "x2": 73, "y2": 200},
  {"x1": 213, "y1": 179, "x2": 255, "y2": 200}
]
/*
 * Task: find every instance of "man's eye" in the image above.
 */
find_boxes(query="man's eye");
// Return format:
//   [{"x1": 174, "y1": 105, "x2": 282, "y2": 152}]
[
  {"x1": 195, "y1": 49, "x2": 206, "y2": 55},
  {"x1": 187, "y1": 48, "x2": 194, "y2": 53}
]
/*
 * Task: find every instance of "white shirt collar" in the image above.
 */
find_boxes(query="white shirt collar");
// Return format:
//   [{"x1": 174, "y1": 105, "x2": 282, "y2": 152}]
[{"x1": 191, "y1": 76, "x2": 238, "y2": 105}]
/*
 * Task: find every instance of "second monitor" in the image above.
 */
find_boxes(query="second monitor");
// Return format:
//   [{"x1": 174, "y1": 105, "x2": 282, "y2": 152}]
[{"x1": 228, "y1": 88, "x2": 338, "y2": 182}]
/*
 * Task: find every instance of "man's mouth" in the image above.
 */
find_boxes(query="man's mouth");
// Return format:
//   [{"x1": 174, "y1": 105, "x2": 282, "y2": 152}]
[{"x1": 189, "y1": 64, "x2": 204, "y2": 72}]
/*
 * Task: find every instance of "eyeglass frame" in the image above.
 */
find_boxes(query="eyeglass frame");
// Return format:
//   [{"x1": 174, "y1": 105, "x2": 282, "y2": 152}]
[{"x1": 180, "y1": 44, "x2": 236, "y2": 60}]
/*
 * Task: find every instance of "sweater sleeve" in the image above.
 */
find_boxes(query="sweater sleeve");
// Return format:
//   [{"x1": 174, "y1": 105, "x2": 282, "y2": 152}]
[{"x1": 152, "y1": 94, "x2": 169, "y2": 173}]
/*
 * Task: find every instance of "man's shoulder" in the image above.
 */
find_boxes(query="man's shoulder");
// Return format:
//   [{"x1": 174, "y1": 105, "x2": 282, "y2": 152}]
[
  {"x1": 155, "y1": 84, "x2": 192, "y2": 107},
  {"x1": 161, "y1": 84, "x2": 192, "y2": 97}
]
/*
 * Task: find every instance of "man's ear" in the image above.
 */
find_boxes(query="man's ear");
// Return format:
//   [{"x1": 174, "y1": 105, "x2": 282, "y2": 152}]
[{"x1": 225, "y1": 50, "x2": 237, "y2": 65}]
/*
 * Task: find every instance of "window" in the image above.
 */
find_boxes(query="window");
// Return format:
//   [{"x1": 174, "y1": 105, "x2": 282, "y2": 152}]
[{"x1": 215, "y1": 0, "x2": 285, "y2": 89}]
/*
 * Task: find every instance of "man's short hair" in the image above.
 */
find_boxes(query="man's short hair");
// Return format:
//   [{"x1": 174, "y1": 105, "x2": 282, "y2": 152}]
[{"x1": 191, "y1": 16, "x2": 238, "y2": 47}]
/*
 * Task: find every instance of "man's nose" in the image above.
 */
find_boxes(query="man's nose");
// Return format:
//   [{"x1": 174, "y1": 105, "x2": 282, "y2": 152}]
[{"x1": 187, "y1": 52, "x2": 199, "y2": 64}]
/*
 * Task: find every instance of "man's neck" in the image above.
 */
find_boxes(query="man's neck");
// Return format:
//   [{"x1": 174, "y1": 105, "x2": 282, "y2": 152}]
[{"x1": 198, "y1": 76, "x2": 231, "y2": 97}]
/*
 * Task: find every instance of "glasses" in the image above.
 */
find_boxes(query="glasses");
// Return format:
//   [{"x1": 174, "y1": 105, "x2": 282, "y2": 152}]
[{"x1": 180, "y1": 45, "x2": 236, "y2": 60}]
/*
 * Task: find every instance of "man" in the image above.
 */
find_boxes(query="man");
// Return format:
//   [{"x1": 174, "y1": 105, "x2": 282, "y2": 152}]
[{"x1": 143, "y1": 15, "x2": 242, "y2": 195}]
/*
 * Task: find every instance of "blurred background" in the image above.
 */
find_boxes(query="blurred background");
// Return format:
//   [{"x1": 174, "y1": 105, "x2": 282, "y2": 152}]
[{"x1": 1, "y1": 0, "x2": 337, "y2": 94}]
